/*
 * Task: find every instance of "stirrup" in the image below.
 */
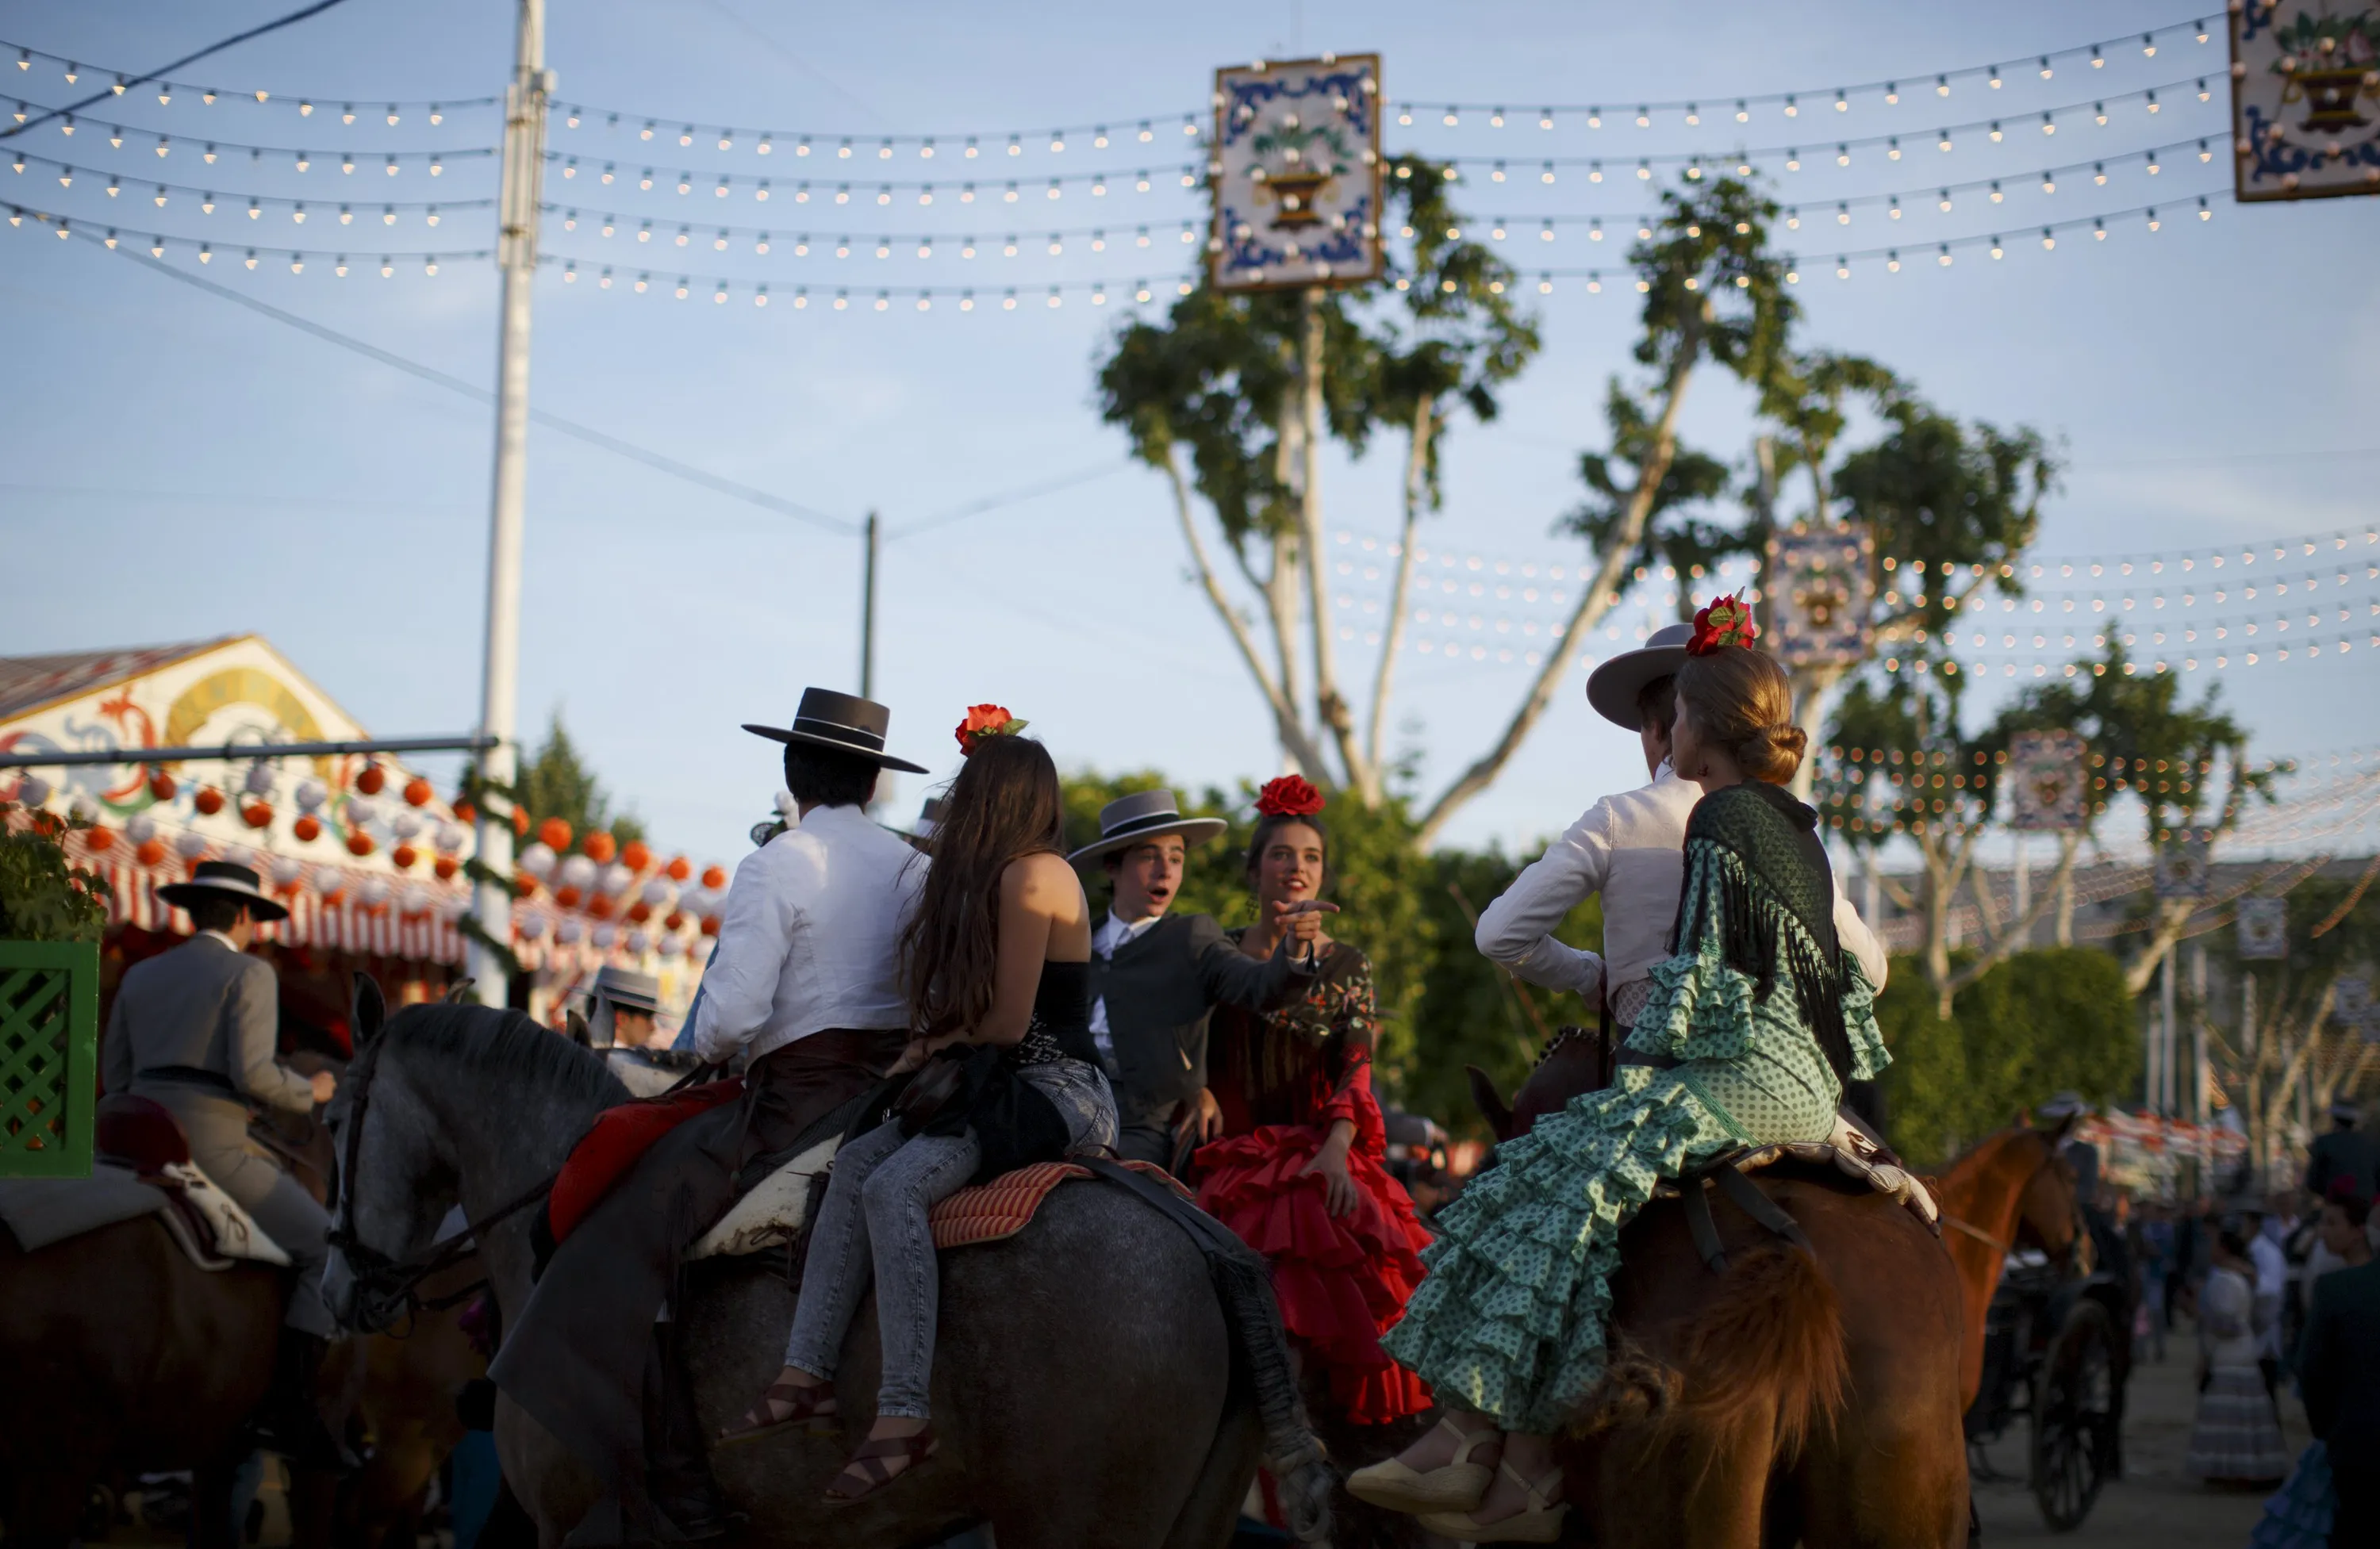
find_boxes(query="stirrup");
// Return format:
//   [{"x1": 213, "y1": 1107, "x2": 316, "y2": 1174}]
[{"x1": 1345, "y1": 1415, "x2": 1499, "y2": 1515}]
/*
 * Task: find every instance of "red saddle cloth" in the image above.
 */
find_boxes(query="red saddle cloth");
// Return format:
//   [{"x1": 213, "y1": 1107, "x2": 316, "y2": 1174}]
[
  {"x1": 94, "y1": 1093, "x2": 194, "y2": 1179},
  {"x1": 930, "y1": 1159, "x2": 1191, "y2": 1250},
  {"x1": 547, "y1": 1081, "x2": 746, "y2": 1244}
]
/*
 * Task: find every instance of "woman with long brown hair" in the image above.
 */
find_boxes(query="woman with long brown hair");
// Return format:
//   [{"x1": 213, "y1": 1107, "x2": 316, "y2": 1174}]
[
  {"x1": 720, "y1": 708, "x2": 1114, "y2": 1503},
  {"x1": 1352, "y1": 598, "x2": 1891, "y2": 1542}
]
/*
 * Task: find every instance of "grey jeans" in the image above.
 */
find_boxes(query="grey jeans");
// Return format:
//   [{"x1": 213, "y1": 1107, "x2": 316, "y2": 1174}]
[
  {"x1": 149, "y1": 1087, "x2": 336, "y2": 1337},
  {"x1": 782, "y1": 1058, "x2": 1115, "y2": 1420}
]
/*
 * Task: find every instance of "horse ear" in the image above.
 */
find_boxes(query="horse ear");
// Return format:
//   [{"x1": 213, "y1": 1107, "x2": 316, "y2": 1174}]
[
  {"x1": 565, "y1": 1009, "x2": 594, "y2": 1049},
  {"x1": 443, "y1": 977, "x2": 475, "y2": 1004},
  {"x1": 351, "y1": 972, "x2": 388, "y2": 1047},
  {"x1": 1466, "y1": 1064, "x2": 1515, "y2": 1144}
]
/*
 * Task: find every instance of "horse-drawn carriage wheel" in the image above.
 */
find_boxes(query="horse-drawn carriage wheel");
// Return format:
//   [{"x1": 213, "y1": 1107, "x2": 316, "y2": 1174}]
[{"x1": 2028, "y1": 1298, "x2": 2115, "y2": 1531}]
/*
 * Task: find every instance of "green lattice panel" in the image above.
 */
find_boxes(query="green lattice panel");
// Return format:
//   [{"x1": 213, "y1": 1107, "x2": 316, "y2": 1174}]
[{"x1": 0, "y1": 941, "x2": 99, "y2": 1179}]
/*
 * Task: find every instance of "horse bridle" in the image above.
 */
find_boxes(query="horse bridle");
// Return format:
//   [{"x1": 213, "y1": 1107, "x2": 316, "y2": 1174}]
[{"x1": 324, "y1": 1030, "x2": 555, "y2": 1333}]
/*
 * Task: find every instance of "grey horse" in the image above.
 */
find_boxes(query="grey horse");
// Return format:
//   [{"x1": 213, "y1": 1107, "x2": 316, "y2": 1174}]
[{"x1": 321, "y1": 984, "x2": 1331, "y2": 1549}]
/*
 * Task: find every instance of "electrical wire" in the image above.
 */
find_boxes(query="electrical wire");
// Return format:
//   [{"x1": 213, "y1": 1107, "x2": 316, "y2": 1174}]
[{"x1": 1, "y1": 0, "x2": 358, "y2": 140}]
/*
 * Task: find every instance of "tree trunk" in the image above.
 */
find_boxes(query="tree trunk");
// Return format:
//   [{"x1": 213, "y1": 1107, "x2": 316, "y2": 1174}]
[
  {"x1": 1296, "y1": 286, "x2": 1371, "y2": 801},
  {"x1": 2124, "y1": 898, "x2": 2199, "y2": 997},
  {"x1": 1786, "y1": 663, "x2": 1846, "y2": 803},
  {"x1": 1413, "y1": 302, "x2": 1711, "y2": 849},
  {"x1": 1365, "y1": 396, "x2": 1435, "y2": 790}
]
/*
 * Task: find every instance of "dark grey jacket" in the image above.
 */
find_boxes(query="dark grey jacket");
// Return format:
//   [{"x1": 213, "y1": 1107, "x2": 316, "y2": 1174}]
[
  {"x1": 1091, "y1": 911, "x2": 1307, "y2": 1127},
  {"x1": 101, "y1": 934, "x2": 313, "y2": 1112}
]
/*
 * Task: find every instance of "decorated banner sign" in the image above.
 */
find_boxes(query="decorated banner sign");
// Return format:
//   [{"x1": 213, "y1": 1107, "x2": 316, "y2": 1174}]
[
  {"x1": 2228, "y1": 2, "x2": 2380, "y2": 201},
  {"x1": 2006, "y1": 729, "x2": 2090, "y2": 831},
  {"x1": 2238, "y1": 895, "x2": 2290, "y2": 958},
  {"x1": 1210, "y1": 54, "x2": 1385, "y2": 290},
  {"x1": 1764, "y1": 525, "x2": 1875, "y2": 666},
  {"x1": 2336, "y1": 971, "x2": 2374, "y2": 1025},
  {"x1": 2154, "y1": 834, "x2": 2213, "y2": 898}
]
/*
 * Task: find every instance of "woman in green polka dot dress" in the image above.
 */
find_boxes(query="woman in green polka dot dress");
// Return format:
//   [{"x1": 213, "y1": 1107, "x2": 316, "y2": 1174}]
[{"x1": 1349, "y1": 597, "x2": 1891, "y2": 1544}]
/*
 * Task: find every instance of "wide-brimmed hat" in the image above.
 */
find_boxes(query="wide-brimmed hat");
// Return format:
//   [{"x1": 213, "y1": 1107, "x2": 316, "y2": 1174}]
[
  {"x1": 743, "y1": 687, "x2": 927, "y2": 773},
  {"x1": 1583, "y1": 622, "x2": 1693, "y2": 730},
  {"x1": 908, "y1": 796, "x2": 946, "y2": 841},
  {"x1": 159, "y1": 859, "x2": 289, "y2": 923},
  {"x1": 592, "y1": 965, "x2": 661, "y2": 1013},
  {"x1": 1066, "y1": 789, "x2": 1228, "y2": 865}
]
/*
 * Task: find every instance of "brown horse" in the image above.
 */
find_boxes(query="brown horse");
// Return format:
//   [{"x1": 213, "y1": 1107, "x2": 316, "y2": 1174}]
[
  {"x1": 1464, "y1": 1028, "x2": 1971, "y2": 1547},
  {"x1": 1931, "y1": 1125, "x2": 2083, "y2": 1409}
]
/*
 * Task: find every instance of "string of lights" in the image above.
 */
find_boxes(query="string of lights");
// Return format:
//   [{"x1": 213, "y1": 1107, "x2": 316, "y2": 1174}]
[
  {"x1": 6, "y1": 96, "x2": 494, "y2": 164},
  {"x1": 5, "y1": 39, "x2": 497, "y2": 118},
  {"x1": 544, "y1": 205, "x2": 1201, "y2": 259},
  {"x1": 550, "y1": 106, "x2": 1203, "y2": 159},
  {"x1": 10, "y1": 148, "x2": 485, "y2": 223},
  {"x1": 1389, "y1": 15, "x2": 2216, "y2": 124},
  {"x1": 543, "y1": 255, "x2": 1203, "y2": 307},
  {"x1": 6, "y1": 198, "x2": 486, "y2": 271},
  {"x1": 1414, "y1": 75, "x2": 2220, "y2": 183},
  {"x1": 547, "y1": 151, "x2": 1203, "y2": 202}
]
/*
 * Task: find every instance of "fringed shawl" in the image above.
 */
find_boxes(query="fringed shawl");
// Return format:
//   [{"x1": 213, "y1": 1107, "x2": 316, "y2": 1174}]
[{"x1": 1664, "y1": 780, "x2": 1856, "y2": 1084}]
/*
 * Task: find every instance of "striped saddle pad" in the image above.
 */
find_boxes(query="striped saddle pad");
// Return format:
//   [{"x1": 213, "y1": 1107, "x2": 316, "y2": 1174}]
[{"x1": 930, "y1": 1159, "x2": 1192, "y2": 1251}]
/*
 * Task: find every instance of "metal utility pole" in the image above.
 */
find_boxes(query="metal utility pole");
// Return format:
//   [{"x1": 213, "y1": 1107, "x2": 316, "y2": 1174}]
[
  {"x1": 859, "y1": 512, "x2": 881, "y2": 700},
  {"x1": 468, "y1": 0, "x2": 551, "y2": 1008},
  {"x1": 2159, "y1": 947, "x2": 2178, "y2": 1116}
]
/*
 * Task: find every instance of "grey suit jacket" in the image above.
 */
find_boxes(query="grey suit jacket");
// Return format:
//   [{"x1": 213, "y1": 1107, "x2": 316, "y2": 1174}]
[
  {"x1": 102, "y1": 934, "x2": 313, "y2": 1113},
  {"x1": 1090, "y1": 912, "x2": 1308, "y2": 1125}
]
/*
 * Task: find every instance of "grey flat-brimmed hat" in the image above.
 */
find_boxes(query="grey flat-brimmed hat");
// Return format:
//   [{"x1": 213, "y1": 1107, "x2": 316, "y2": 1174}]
[
  {"x1": 1583, "y1": 622, "x2": 1693, "y2": 730},
  {"x1": 1066, "y1": 789, "x2": 1228, "y2": 864},
  {"x1": 743, "y1": 686, "x2": 927, "y2": 774},
  {"x1": 593, "y1": 965, "x2": 661, "y2": 1012},
  {"x1": 159, "y1": 859, "x2": 290, "y2": 923},
  {"x1": 909, "y1": 796, "x2": 946, "y2": 841}
]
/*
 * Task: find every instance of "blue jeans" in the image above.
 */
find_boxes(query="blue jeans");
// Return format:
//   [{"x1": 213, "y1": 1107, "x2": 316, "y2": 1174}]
[{"x1": 781, "y1": 1058, "x2": 1115, "y2": 1421}]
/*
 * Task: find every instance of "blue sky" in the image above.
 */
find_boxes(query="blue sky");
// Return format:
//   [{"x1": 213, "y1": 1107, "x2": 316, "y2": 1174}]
[{"x1": 4, "y1": 0, "x2": 2375, "y2": 872}]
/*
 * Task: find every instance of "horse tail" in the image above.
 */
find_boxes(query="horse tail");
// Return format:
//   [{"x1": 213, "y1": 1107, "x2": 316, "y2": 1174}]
[
  {"x1": 1676, "y1": 1243, "x2": 1848, "y2": 1463},
  {"x1": 1211, "y1": 1248, "x2": 1334, "y2": 1543}
]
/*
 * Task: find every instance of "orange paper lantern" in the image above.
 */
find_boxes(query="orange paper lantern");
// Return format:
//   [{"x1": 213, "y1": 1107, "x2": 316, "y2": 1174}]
[
  {"x1": 512, "y1": 873, "x2": 539, "y2": 898},
  {"x1": 627, "y1": 900, "x2": 652, "y2": 923},
  {"x1": 511, "y1": 807, "x2": 530, "y2": 838},
  {"x1": 665, "y1": 854, "x2": 692, "y2": 882},
  {"x1": 240, "y1": 802, "x2": 274, "y2": 830},
  {"x1": 553, "y1": 885, "x2": 582, "y2": 909},
  {"x1": 433, "y1": 855, "x2": 459, "y2": 880},
  {"x1": 538, "y1": 816, "x2": 573, "y2": 852},
  {"x1": 136, "y1": 838, "x2": 168, "y2": 867},
  {"x1": 346, "y1": 831, "x2": 376, "y2": 857},
  {"x1": 293, "y1": 814, "x2": 323, "y2": 843},
  {"x1": 699, "y1": 914, "x2": 722, "y2": 936},
  {"x1": 452, "y1": 798, "x2": 477, "y2": 826},
  {"x1": 582, "y1": 830, "x2": 618, "y2": 865},
  {"x1": 356, "y1": 765, "x2": 386, "y2": 796},
  {"x1": 318, "y1": 886, "x2": 346, "y2": 907},
  {"x1": 86, "y1": 825, "x2": 116, "y2": 852},
  {"x1": 663, "y1": 911, "x2": 686, "y2": 931},
  {"x1": 587, "y1": 895, "x2": 615, "y2": 920},
  {"x1": 391, "y1": 844, "x2": 419, "y2": 871},
  {"x1": 620, "y1": 840, "x2": 652, "y2": 873},
  {"x1": 147, "y1": 769, "x2": 177, "y2": 801},
  {"x1": 701, "y1": 865, "x2": 727, "y2": 891},
  {"x1": 403, "y1": 776, "x2": 434, "y2": 807},
  {"x1": 194, "y1": 787, "x2": 226, "y2": 816}
]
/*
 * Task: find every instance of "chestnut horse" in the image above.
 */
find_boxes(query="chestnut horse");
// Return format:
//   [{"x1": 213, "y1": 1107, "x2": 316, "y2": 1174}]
[
  {"x1": 1464, "y1": 1028, "x2": 1970, "y2": 1548},
  {"x1": 1931, "y1": 1125, "x2": 2084, "y2": 1409}
]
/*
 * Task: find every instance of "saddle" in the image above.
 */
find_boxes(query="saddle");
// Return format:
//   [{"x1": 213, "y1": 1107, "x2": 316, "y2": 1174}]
[
  {"x1": 0, "y1": 1095, "x2": 292, "y2": 1271},
  {"x1": 1651, "y1": 1117, "x2": 1940, "y2": 1276}
]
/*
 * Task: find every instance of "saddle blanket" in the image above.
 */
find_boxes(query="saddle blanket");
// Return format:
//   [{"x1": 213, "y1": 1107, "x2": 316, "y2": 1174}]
[
  {"x1": 688, "y1": 1148, "x2": 1192, "y2": 1262},
  {"x1": 0, "y1": 1160, "x2": 290, "y2": 1267}
]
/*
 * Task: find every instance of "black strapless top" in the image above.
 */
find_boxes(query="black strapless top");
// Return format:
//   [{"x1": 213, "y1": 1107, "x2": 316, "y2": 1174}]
[{"x1": 1011, "y1": 959, "x2": 1100, "y2": 1067}]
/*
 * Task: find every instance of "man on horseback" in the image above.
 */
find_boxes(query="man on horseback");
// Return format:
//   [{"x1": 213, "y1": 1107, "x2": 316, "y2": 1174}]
[{"x1": 99, "y1": 858, "x2": 351, "y2": 1468}]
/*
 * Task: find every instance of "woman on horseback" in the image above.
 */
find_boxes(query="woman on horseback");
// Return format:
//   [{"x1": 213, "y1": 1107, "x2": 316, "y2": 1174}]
[
  {"x1": 1352, "y1": 599, "x2": 1891, "y2": 1543},
  {"x1": 1193, "y1": 776, "x2": 1434, "y2": 1428},
  {"x1": 722, "y1": 711, "x2": 1117, "y2": 1502}
]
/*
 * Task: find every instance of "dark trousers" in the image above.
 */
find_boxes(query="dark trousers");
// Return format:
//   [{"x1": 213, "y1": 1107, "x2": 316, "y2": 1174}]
[{"x1": 2336, "y1": 1463, "x2": 2378, "y2": 1549}]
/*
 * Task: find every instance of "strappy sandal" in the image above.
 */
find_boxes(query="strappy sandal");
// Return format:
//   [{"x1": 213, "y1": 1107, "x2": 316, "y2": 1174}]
[
  {"x1": 1345, "y1": 1415, "x2": 1500, "y2": 1514},
  {"x1": 1418, "y1": 1459, "x2": 1569, "y2": 1544},
  {"x1": 716, "y1": 1376, "x2": 839, "y2": 1448},
  {"x1": 824, "y1": 1427, "x2": 939, "y2": 1505}
]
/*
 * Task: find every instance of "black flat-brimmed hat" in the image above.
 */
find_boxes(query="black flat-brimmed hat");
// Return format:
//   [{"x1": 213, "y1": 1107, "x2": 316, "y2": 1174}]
[
  {"x1": 743, "y1": 687, "x2": 927, "y2": 773},
  {"x1": 1583, "y1": 622, "x2": 1694, "y2": 730},
  {"x1": 1065, "y1": 789, "x2": 1228, "y2": 865},
  {"x1": 159, "y1": 859, "x2": 290, "y2": 922}
]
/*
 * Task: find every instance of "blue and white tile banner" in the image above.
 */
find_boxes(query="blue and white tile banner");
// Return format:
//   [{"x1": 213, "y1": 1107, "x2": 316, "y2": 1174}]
[
  {"x1": 1765, "y1": 524, "x2": 1875, "y2": 667},
  {"x1": 1210, "y1": 55, "x2": 1385, "y2": 291},
  {"x1": 2229, "y1": 2, "x2": 2380, "y2": 201},
  {"x1": 2238, "y1": 895, "x2": 2292, "y2": 958},
  {"x1": 2154, "y1": 835, "x2": 2213, "y2": 898},
  {"x1": 2008, "y1": 728, "x2": 2090, "y2": 832}
]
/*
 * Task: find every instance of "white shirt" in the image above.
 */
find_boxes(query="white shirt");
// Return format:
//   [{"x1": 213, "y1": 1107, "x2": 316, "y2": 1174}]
[
  {"x1": 1088, "y1": 910, "x2": 1166, "y2": 1059},
  {"x1": 2248, "y1": 1229, "x2": 2289, "y2": 1360},
  {"x1": 687, "y1": 804, "x2": 927, "y2": 1063},
  {"x1": 1476, "y1": 765, "x2": 1889, "y2": 1026}
]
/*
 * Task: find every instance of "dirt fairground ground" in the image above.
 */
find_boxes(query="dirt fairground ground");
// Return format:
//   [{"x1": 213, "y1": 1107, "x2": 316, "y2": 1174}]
[{"x1": 1972, "y1": 1321, "x2": 2313, "y2": 1547}]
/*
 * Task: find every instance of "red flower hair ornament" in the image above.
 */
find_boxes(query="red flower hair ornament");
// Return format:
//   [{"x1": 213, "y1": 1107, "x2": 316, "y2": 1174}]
[
  {"x1": 1687, "y1": 592, "x2": 1760, "y2": 656},
  {"x1": 1253, "y1": 775, "x2": 1326, "y2": 819},
  {"x1": 954, "y1": 704, "x2": 1028, "y2": 755}
]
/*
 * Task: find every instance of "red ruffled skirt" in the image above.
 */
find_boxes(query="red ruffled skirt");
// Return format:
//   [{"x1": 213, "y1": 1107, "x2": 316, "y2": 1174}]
[{"x1": 1195, "y1": 1124, "x2": 1434, "y2": 1424}]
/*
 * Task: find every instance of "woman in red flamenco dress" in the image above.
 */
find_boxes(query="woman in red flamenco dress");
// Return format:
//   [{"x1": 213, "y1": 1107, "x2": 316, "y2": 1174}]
[{"x1": 1193, "y1": 776, "x2": 1434, "y2": 1428}]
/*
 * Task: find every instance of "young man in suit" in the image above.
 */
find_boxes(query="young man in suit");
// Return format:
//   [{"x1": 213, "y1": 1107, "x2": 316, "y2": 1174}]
[{"x1": 1069, "y1": 790, "x2": 1329, "y2": 1171}]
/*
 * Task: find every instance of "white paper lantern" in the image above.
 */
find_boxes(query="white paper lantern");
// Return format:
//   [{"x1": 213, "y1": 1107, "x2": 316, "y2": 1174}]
[
  {"x1": 242, "y1": 763, "x2": 276, "y2": 796},
  {"x1": 16, "y1": 775, "x2": 52, "y2": 807},
  {"x1": 174, "y1": 831, "x2": 210, "y2": 859},
  {"x1": 599, "y1": 862, "x2": 634, "y2": 897},
  {"x1": 67, "y1": 792, "x2": 99, "y2": 822},
  {"x1": 271, "y1": 855, "x2": 305, "y2": 886},
  {"x1": 518, "y1": 910, "x2": 551, "y2": 941},
  {"x1": 221, "y1": 846, "x2": 255, "y2": 871},
  {"x1": 345, "y1": 797, "x2": 379, "y2": 828},
  {"x1": 658, "y1": 934, "x2": 685, "y2": 959},
  {"x1": 294, "y1": 778, "x2": 328, "y2": 812},
  {"x1": 556, "y1": 918, "x2": 585, "y2": 945},
  {"x1": 678, "y1": 887, "x2": 712, "y2": 917},
  {"x1": 125, "y1": 812, "x2": 159, "y2": 844},
  {"x1": 517, "y1": 842, "x2": 558, "y2": 880},
  {"x1": 435, "y1": 821, "x2": 468, "y2": 852},
  {"x1": 640, "y1": 878, "x2": 674, "y2": 907},
  {"x1": 591, "y1": 923, "x2": 618, "y2": 949},
  {"x1": 557, "y1": 853, "x2": 597, "y2": 890},
  {"x1": 358, "y1": 878, "x2": 392, "y2": 908},
  {"x1": 627, "y1": 929, "x2": 651, "y2": 954},
  {"x1": 390, "y1": 810, "x2": 424, "y2": 841},
  {"x1": 440, "y1": 895, "x2": 472, "y2": 922},
  {"x1": 401, "y1": 885, "x2": 432, "y2": 916}
]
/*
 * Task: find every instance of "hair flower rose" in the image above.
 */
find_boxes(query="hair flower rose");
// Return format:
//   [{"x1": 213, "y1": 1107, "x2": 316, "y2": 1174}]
[
  {"x1": 1687, "y1": 592, "x2": 1760, "y2": 656},
  {"x1": 954, "y1": 704, "x2": 1027, "y2": 754},
  {"x1": 1253, "y1": 775, "x2": 1326, "y2": 818}
]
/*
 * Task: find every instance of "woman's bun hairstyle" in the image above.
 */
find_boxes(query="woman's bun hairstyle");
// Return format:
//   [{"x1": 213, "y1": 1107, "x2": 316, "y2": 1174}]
[{"x1": 1676, "y1": 646, "x2": 1805, "y2": 785}]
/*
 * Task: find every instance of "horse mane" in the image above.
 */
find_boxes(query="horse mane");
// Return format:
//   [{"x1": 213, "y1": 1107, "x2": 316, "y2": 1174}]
[{"x1": 378, "y1": 1001, "x2": 628, "y2": 1107}]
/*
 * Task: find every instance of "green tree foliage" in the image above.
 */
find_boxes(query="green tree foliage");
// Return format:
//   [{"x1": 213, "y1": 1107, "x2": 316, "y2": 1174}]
[
  {"x1": 2201, "y1": 873, "x2": 2380, "y2": 1154},
  {"x1": 516, "y1": 714, "x2": 646, "y2": 848},
  {"x1": 0, "y1": 806, "x2": 107, "y2": 942},
  {"x1": 1876, "y1": 946, "x2": 2139, "y2": 1167}
]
